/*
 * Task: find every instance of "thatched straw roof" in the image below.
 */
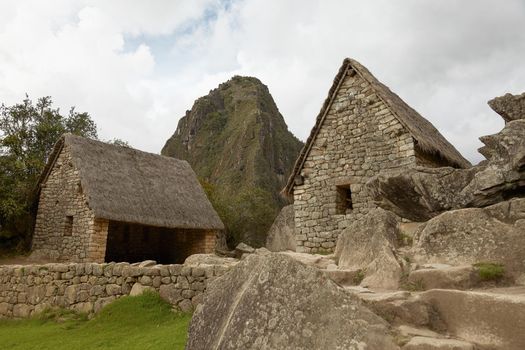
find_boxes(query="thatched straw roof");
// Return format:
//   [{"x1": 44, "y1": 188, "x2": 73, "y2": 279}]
[
  {"x1": 39, "y1": 134, "x2": 224, "y2": 230},
  {"x1": 283, "y1": 58, "x2": 471, "y2": 195}
]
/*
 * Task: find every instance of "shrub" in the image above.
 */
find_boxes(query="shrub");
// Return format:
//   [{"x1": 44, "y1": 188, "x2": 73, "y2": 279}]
[{"x1": 473, "y1": 262, "x2": 505, "y2": 281}]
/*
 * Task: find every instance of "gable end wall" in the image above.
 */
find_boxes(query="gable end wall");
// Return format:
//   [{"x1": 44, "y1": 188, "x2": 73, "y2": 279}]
[
  {"x1": 32, "y1": 144, "x2": 108, "y2": 262},
  {"x1": 293, "y1": 70, "x2": 417, "y2": 253}
]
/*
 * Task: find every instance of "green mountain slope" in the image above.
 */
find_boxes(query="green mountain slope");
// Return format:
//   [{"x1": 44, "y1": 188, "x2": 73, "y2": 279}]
[{"x1": 161, "y1": 76, "x2": 303, "y2": 247}]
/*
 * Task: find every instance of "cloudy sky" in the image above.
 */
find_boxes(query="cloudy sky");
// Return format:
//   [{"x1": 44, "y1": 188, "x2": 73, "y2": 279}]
[{"x1": 1, "y1": 0, "x2": 524, "y2": 163}]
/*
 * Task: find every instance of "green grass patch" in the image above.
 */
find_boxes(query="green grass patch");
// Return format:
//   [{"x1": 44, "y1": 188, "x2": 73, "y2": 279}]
[
  {"x1": 0, "y1": 291, "x2": 192, "y2": 350},
  {"x1": 473, "y1": 262, "x2": 505, "y2": 281}
]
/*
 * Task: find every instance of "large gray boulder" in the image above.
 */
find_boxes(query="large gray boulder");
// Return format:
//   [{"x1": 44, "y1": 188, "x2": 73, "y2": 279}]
[
  {"x1": 367, "y1": 166, "x2": 477, "y2": 221},
  {"x1": 186, "y1": 253, "x2": 399, "y2": 350},
  {"x1": 368, "y1": 119, "x2": 525, "y2": 221},
  {"x1": 265, "y1": 205, "x2": 296, "y2": 252},
  {"x1": 413, "y1": 198, "x2": 525, "y2": 279},
  {"x1": 335, "y1": 208, "x2": 402, "y2": 290},
  {"x1": 488, "y1": 92, "x2": 525, "y2": 122}
]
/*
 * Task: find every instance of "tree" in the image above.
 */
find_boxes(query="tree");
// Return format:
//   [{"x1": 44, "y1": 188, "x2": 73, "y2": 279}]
[{"x1": 0, "y1": 96, "x2": 98, "y2": 252}]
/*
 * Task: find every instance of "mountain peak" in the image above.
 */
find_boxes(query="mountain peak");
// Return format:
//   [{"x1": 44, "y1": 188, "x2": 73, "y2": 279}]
[{"x1": 161, "y1": 77, "x2": 303, "y2": 247}]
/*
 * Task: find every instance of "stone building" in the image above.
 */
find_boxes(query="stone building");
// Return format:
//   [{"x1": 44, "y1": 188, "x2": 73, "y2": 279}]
[
  {"x1": 31, "y1": 134, "x2": 224, "y2": 263},
  {"x1": 283, "y1": 58, "x2": 471, "y2": 253}
]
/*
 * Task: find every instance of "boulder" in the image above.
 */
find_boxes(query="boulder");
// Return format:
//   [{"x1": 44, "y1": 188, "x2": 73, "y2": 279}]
[
  {"x1": 265, "y1": 205, "x2": 296, "y2": 252},
  {"x1": 186, "y1": 253, "x2": 399, "y2": 350},
  {"x1": 368, "y1": 115, "x2": 525, "y2": 221},
  {"x1": 367, "y1": 167, "x2": 477, "y2": 221},
  {"x1": 488, "y1": 92, "x2": 525, "y2": 122},
  {"x1": 335, "y1": 208, "x2": 402, "y2": 289},
  {"x1": 413, "y1": 198, "x2": 525, "y2": 278}
]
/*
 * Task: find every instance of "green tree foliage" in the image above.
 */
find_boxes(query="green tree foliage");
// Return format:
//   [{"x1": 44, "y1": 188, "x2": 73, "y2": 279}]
[
  {"x1": 0, "y1": 96, "x2": 98, "y2": 252},
  {"x1": 200, "y1": 179, "x2": 278, "y2": 248}
]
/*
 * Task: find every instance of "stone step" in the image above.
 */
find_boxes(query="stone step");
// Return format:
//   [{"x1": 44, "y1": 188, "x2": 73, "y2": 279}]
[
  {"x1": 407, "y1": 265, "x2": 480, "y2": 290},
  {"x1": 421, "y1": 288, "x2": 525, "y2": 350},
  {"x1": 355, "y1": 291, "x2": 438, "y2": 329},
  {"x1": 402, "y1": 336, "x2": 475, "y2": 350}
]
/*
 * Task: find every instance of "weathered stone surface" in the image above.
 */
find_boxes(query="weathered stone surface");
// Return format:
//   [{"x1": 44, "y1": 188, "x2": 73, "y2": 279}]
[
  {"x1": 184, "y1": 254, "x2": 238, "y2": 267},
  {"x1": 413, "y1": 198, "x2": 525, "y2": 278},
  {"x1": 235, "y1": 242, "x2": 255, "y2": 255},
  {"x1": 397, "y1": 325, "x2": 441, "y2": 339},
  {"x1": 403, "y1": 336, "x2": 475, "y2": 350},
  {"x1": 322, "y1": 268, "x2": 362, "y2": 286},
  {"x1": 265, "y1": 205, "x2": 296, "y2": 252},
  {"x1": 335, "y1": 208, "x2": 402, "y2": 289},
  {"x1": 408, "y1": 266, "x2": 479, "y2": 290},
  {"x1": 138, "y1": 260, "x2": 157, "y2": 267},
  {"x1": 488, "y1": 92, "x2": 525, "y2": 122},
  {"x1": 469, "y1": 120, "x2": 525, "y2": 207},
  {"x1": 279, "y1": 251, "x2": 335, "y2": 269},
  {"x1": 187, "y1": 253, "x2": 399, "y2": 350},
  {"x1": 421, "y1": 289, "x2": 525, "y2": 350},
  {"x1": 129, "y1": 283, "x2": 154, "y2": 296},
  {"x1": 359, "y1": 292, "x2": 433, "y2": 328},
  {"x1": 367, "y1": 167, "x2": 477, "y2": 221},
  {"x1": 369, "y1": 120, "x2": 525, "y2": 221}
]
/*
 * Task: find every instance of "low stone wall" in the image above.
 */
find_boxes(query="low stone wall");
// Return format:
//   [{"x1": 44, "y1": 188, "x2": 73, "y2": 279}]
[{"x1": 0, "y1": 261, "x2": 232, "y2": 318}]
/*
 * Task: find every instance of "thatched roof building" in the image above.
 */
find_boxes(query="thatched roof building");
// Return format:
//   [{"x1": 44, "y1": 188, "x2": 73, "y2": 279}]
[
  {"x1": 284, "y1": 58, "x2": 471, "y2": 196},
  {"x1": 282, "y1": 58, "x2": 471, "y2": 254},
  {"x1": 32, "y1": 134, "x2": 223, "y2": 263}
]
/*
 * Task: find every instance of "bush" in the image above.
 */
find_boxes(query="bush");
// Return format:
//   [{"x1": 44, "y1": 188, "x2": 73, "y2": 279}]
[{"x1": 473, "y1": 262, "x2": 505, "y2": 281}]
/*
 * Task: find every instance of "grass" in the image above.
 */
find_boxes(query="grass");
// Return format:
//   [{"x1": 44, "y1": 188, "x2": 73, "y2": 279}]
[
  {"x1": 473, "y1": 262, "x2": 505, "y2": 281},
  {"x1": 353, "y1": 269, "x2": 366, "y2": 285},
  {"x1": 0, "y1": 291, "x2": 192, "y2": 350}
]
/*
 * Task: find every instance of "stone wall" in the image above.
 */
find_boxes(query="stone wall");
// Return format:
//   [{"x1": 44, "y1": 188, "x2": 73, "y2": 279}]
[
  {"x1": 32, "y1": 144, "x2": 107, "y2": 262},
  {"x1": 293, "y1": 70, "x2": 417, "y2": 253},
  {"x1": 0, "y1": 261, "x2": 231, "y2": 318}
]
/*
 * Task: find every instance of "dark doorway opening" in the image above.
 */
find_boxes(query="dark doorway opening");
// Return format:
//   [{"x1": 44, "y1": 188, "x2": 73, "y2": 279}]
[
  {"x1": 336, "y1": 184, "x2": 353, "y2": 214},
  {"x1": 104, "y1": 221, "x2": 216, "y2": 264}
]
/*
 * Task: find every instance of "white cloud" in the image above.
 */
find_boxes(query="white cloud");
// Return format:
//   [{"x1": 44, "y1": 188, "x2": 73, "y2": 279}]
[{"x1": 0, "y1": 0, "x2": 524, "y2": 163}]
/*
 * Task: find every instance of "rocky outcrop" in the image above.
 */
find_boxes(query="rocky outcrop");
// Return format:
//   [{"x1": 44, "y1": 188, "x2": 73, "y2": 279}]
[
  {"x1": 368, "y1": 117, "x2": 525, "y2": 221},
  {"x1": 265, "y1": 205, "x2": 296, "y2": 252},
  {"x1": 186, "y1": 253, "x2": 399, "y2": 350},
  {"x1": 335, "y1": 208, "x2": 402, "y2": 289},
  {"x1": 488, "y1": 92, "x2": 525, "y2": 123},
  {"x1": 412, "y1": 198, "x2": 525, "y2": 278}
]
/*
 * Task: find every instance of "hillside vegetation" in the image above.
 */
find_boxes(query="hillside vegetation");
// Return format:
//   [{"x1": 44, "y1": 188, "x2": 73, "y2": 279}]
[
  {"x1": 0, "y1": 292, "x2": 191, "y2": 350},
  {"x1": 162, "y1": 76, "x2": 303, "y2": 247}
]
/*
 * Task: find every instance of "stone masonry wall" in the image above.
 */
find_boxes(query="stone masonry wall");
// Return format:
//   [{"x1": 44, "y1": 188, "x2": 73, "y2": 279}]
[
  {"x1": 0, "y1": 261, "x2": 232, "y2": 318},
  {"x1": 32, "y1": 144, "x2": 108, "y2": 262},
  {"x1": 293, "y1": 70, "x2": 417, "y2": 253}
]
